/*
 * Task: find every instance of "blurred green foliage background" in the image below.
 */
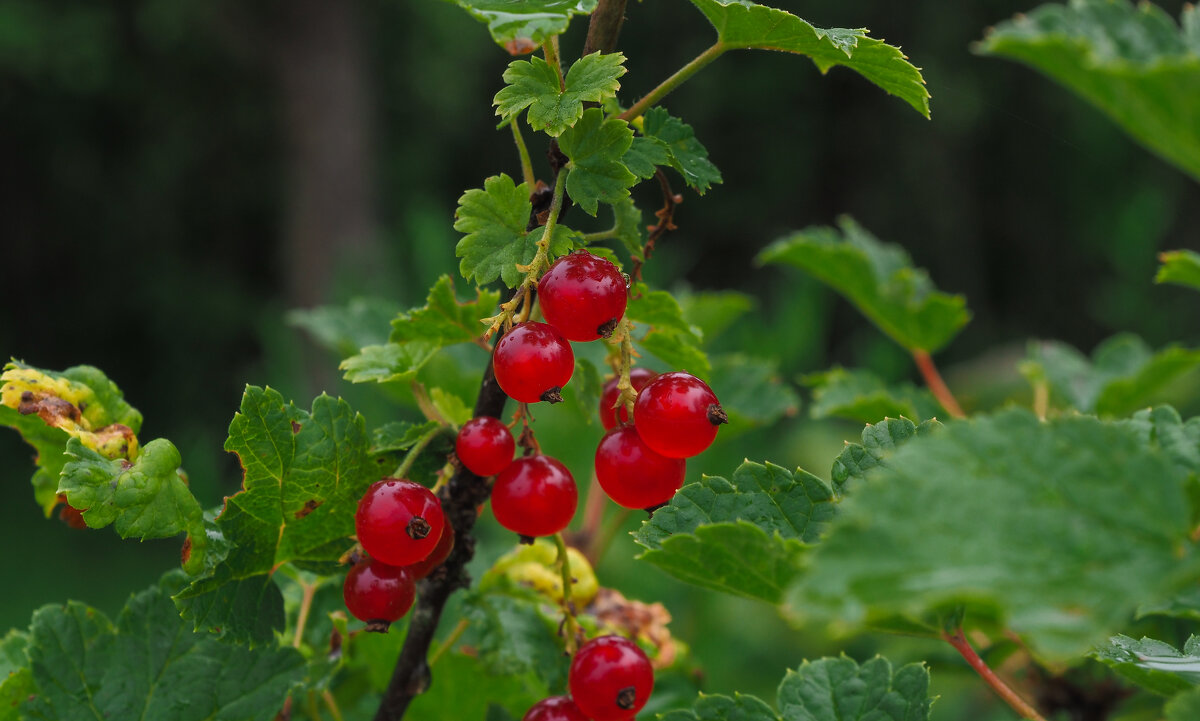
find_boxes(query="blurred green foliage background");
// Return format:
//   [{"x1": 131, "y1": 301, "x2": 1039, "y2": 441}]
[{"x1": 1, "y1": 0, "x2": 1198, "y2": 718}]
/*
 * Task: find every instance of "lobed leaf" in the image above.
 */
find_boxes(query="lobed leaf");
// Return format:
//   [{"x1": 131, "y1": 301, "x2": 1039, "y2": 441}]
[
  {"x1": 830, "y1": 417, "x2": 941, "y2": 497},
  {"x1": 0, "y1": 632, "x2": 31, "y2": 721},
  {"x1": 286, "y1": 297, "x2": 401, "y2": 358},
  {"x1": 788, "y1": 408, "x2": 1200, "y2": 661},
  {"x1": 641, "y1": 108, "x2": 723, "y2": 194},
  {"x1": 557, "y1": 108, "x2": 638, "y2": 215},
  {"x1": 445, "y1": 0, "x2": 598, "y2": 52},
  {"x1": 340, "y1": 342, "x2": 439, "y2": 385},
  {"x1": 1093, "y1": 635, "x2": 1200, "y2": 696},
  {"x1": 461, "y1": 582, "x2": 567, "y2": 690},
  {"x1": 684, "y1": 0, "x2": 930, "y2": 117},
  {"x1": 628, "y1": 285, "x2": 711, "y2": 379},
  {"x1": 1158, "y1": 250, "x2": 1200, "y2": 292},
  {"x1": 494, "y1": 52, "x2": 626, "y2": 137},
  {"x1": 804, "y1": 367, "x2": 941, "y2": 424},
  {"x1": 626, "y1": 284, "x2": 698, "y2": 337},
  {"x1": 757, "y1": 217, "x2": 970, "y2": 353},
  {"x1": 978, "y1": 0, "x2": 1200, "y2": 182},
  {"x1": 610, "y1": 197, "x2": 646, "y2": 262},
  {"x1": 709, "y1": 354, "x2": 800, "y2": 427},
  {"x1": 176, "y1": 387, "x2": 375, "y2": 643},
  {"x1": 389, "y1": 275, "x2": 501, "y2": 347}
]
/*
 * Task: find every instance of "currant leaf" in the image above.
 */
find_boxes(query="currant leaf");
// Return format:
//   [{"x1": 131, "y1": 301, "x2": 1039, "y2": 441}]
[
  {"x1": 1023, "y1": 334, "x2": 1200, "y2": 416},
  {"x1": 626, "y1": 284, "x2": 698, "y2": 337},
  {"x1": 805, "y1": 367, "x2": 941, "y2": 424},
  {"x1": 1092, "y1": 635, "x2": 1200, "y2": 696},
  {"x1": 389, "y1": 275, "x2": 502, "y2": 346},
  {"x1": 637, "y1": 329, "x2": 711, "y2": 380},
  {"x1": 830, "y1": 417, "x2": 941, "y2": 496},
  {"x1": 494, "y1": 52, "x2": 627, "y2": 137},
  {"x1": 641, "y1": 108, "x2": 722, "y2": 194},
  {"x1": 0, "y1": 631, "x2": 31, "y2": 721},
  {"x1": 611, "y1": 197, "x2": 646, "y2": 262},
  {"x1": 176, "y1": 387, "x2": 374, "y2": 643},
  {"x1": 558, "y1": 108, "x2": 638, "y2": 215},
  {"x1": 978, "y1": 0, "x2": 1200, "y2": 182},
  {"x1": 788, "y1": 409, "x2": 1200, "y2": 661},
  {"x1": 454, "y1": 173, "x2": 534, "y2": 287},
  {"x1": 757, "y1": 216, "x2": 970, "y2": 353},
  {"x1": 677, "y1": 289, "x2": 755, "y2": 344},
  {"x1": 286, "y1": 297, "x2": 401, "y2": 358},
  {"x1": 1158, "y1": 250, "x2": 1200, "y2": 292},
  {"x1": 622, "y1": 136, "x2": 671, "y2": 179},
  {"x1": 683, "y1": 0, "x2": 930, "y2": 117},
  {"x1": 709, "y1": 354, "x2": 800, "y2": 427},
  {"x1": 461, "y1": 582, "x2": 567, "y2": 690},
  {"x1": 445, "y1": 0, "x2": 598, "y2": 49},
  {"x1": 340, "y1": 341, "x2": 439, "y2": 385}
]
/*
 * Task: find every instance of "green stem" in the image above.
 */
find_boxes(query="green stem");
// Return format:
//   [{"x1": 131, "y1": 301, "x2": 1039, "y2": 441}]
[
  {"x1": 581, "y1": 229, "x2": 617, "y2": 243},
  {"x1": 322, "y1": 690, "x2": 345, "y2": 721},
  {"x1": 393, "y1": 426, "x2": 446, "y2": 480},
  {"x1": 511, "y1": 121, "x2": 535, "y2": 189},
  {"x1": 553, "y1": 533, "x2": 580, "y2": 655},
  {"x1": 412, "y1": 381, "x2": 455, "y2": 428},
  {"x1": 291, "y1": 578, "x2": 320, "y2": 649},
  {"x1": 544, "y1": 38, "x2": 565, "y2": 92},
  {"x1": 620, "y1": 43, "x2": 725, "y2": 123},
  {"x1": 428, "y1": 618, "x2": 470, "y2": 667}
]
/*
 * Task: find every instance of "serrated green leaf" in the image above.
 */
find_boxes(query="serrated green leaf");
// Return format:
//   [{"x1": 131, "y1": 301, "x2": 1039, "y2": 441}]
[
  {"x1": 611, "y1": 197, "x2": 646, "y2": 262},
  {"x1": 430, "y1": 387, "x2": 474, "y2": 427},
  {"x1": 757, "y1": 217, "x2": 970, "y2": 353},
  {"x1": 0, "y1": 631, "x2": 31, "y2": 721},
  {"x1": 1023, "y1": 334, "x2": 1200, "y2": 416},
  {"x1": 558, "y1": 108, "x2": 638, "y2": 215},
  {"x1": 684, "y1": 0, "x2": 930, "y2": 117},
  {"x1": 494, "y1": 52, "x2": 626, "y2": 137},
  {"x1": 623, "y1": 136, "x2": 671, "y2": 179},
  {"x1": 340, "y1": 342, "x2": 439, "y2": 385},
  {"x1": 405, "y1": 651, "x2": 546, "y2": 721},
  {"x1": 461, "y1": 582, "x2": 566, "y2": 691},
  {"x1": 1158, "y1": 250, "x2": 1200, "y2": 292},
  {"x1": 1092, "y1": 635, "x2": 1200, "y2": 696},
  {"x1": 641, "y1": 108, "x2": 723, "y2": 194},
  {"x1": 805, "y1": 367, "x2": 941, "y2": 424},
  {"x1": 637, "y1": 329, "x2": 711, "y2": 380},
  {"x1": 286, "y1": 297, "x2": 401, "y2": 358},
  {"x1": 627, "y1": 285, "x2": 698, "y2": 337},
  {"x1": 635, "y1": 461, "x2": 834, "y2": 603},
  {"x1": 1167, "y1": 687, "x2": 1200, "y2": 721},
  {"x1": 23, "y1": 573, "x2": 305, "y2": 721},
  {"x1": 830, "y1": 417, "x2": 940, "y2": 496},
  {"x1": 371, "y1": 420, "x2": 443, "y2": 455},
  {"x1": 390, "y1": 275, "x2": 502, "y2": 347},
  {"x1": 444, "y1": 0, "x2": 598, "y2": 48},
  {"x1": 176, "y1": 388, "x2": 374, "y2": 643},
  {"x1": 978, "y1": 0, "x2": 1200, "y2": 182},
  {"x1": 709, "y1": 354, "x2": 800, "y2": 427},
  {"x1": 660, "y1": 691, "x2": 778, "y2": 721},
  {"x1": 59, "y1": 437, "x2": 207, "y2": 574},
  {"x1": 788, "y1": 409, "x2": 1200, "y2": 661}
]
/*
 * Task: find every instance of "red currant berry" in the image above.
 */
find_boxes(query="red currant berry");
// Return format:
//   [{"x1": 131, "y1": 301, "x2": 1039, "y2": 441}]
[
  {"x1": 599, "y1": 367, "x2": 657, "y2": 430},
  {"x1": 538, "y1": 250, "x2": 628, "y2": 341},
  {"x1": 569, "y1": 635, "x2": 654, "y2": 721},
  {"x1": 595, "y1": 426, "x2": 686, "y2": 509},
  {"x1": 355, "y1": 478, "x2": 445, "y2": 567},
  {"x1": 491, "y1": 455, "x2": 578, "y2": 538},
  {"x1": 456, "y1": 416, "x2": 516, "y2": 476},
  {"x1": 634, "y1": 372, "x2": 727, "y2": 458},
  {"x1": 343, "y1": 558, "x2": 416, "y2": 631},
  {"x1": 407, "y1": 523, "x2": 455, "y2": 579},
  {"x1": 522, "y1": 696, "x2": 590, "y2": 721},
  {"x1": 493, "y1": 322, "x2": 575, "y2": 403}
]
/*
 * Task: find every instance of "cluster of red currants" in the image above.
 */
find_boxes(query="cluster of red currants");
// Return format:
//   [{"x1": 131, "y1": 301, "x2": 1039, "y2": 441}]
[
  {"x1": 523, "y1": 635, "x2": 655, "y2": 721},
  {"x1": 343, "y1": 478, "x2": 455, "y2": 630}
]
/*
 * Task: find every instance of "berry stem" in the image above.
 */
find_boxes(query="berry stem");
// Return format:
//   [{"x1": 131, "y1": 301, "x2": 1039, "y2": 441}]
[
  {"x1": 613, "y1": 318, "x2": 637, "y2": 420},
  {"x1": 291, "y1": 577, "x2": 321, "y2": 649},
  {"x1": 553, "y1": 532, "x2": 581, "y2": 655},
  {"x1": 912, "y1": 349, "x2": 965, "y2": 419},
  {"x1": 942, "y1": 627, "x2": 1048, "y2": 721},
  {"x1": 411, "y1": 381, "x2": 455, "y2": 428},
  {"x1": 619, "y1": 43, "x2": 725, "y2": 123},
  {"x1": 511, "y1": 120, "x2": 535, "y2": 190}
]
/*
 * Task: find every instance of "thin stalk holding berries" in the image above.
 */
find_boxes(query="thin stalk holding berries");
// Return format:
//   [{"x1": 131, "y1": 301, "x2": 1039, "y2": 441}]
[{"x1": 553, "y1": 532, "x2": 581, "y2": 654}]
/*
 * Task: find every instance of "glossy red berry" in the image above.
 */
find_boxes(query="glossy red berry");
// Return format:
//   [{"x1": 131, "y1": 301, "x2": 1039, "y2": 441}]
[
  {"x1": 355, "y1": 478, "x2": 445, "y2": 567},
  {"x1": 569, "y1": 635, "x2": 654, "y2": 721},
  {"x1": 493, "y1": 322, "x2": 575, "y2": 403},
  {"x1": 599, "y1": 367, "x2": 657, "y2": 430},
  {"x1": 634, "y1": 372, "x2": 727, "y2": 458},
  {"x1": 491, "y1": 455, "x2": 578, "y2": 538},
  {"x1": 407, "y1": 523, "x2": 455, "y2": 579},
  {"x1": 343, "y1": 558, "x2": 416, "y2": 631},
  {"x1": 522, "y1": 696, "x2": 590, "y2": 721},
  {"x1": 595, "y1": 426, "x2": 686, "y2": 509},
  {"x1": 538, "y1": 250, "x2": 628, "y2": 341},
  {"x1": 456, "y1": 416, "x2": 515, "y2": 476}
]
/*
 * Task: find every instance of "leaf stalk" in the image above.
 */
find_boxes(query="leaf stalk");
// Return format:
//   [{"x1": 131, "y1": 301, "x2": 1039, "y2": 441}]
[
  {"x1": 942, "y1": 628, "x2": 1048, "y2": 721},
  {"x1": 619, "y1": 43, "x2": 725, "y2": 123},
  {"x1": 912, "y1": 349, "x2": 965, "y2": 419}
]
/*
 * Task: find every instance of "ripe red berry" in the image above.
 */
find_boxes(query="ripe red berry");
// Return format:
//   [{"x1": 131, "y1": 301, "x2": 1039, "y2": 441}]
[
  {"x1": 493, "y1": 322, "x2": 575, "y2": 403},
  {"x1": 522, "y1": 696, "x2": 590, "y2": 721},
  {"x1": 355, "y1": 478, "x2": 446, "y2": 567},
  {"x1": 595, "y1": 426, "x2": 686, "y2": 509},
  {"x1": 537, "y1": 250, "x2": 628, "y2": 341},
  {"x1": 599, "y1": 367, "x2": 657, "y2": 430},
  {"x1": 343, "y1": 558, "x2": 416, "y2": 631},
  {"x1": 456, "y1": 416, "x2": 516, "y2": 476},
  {"x1": 569, "y1": 635, "x2": 654, "y2": 721},
  {"x1": 491, "y1": 455, "x2": 578, "y2": 538},
  {"x1": 407, "y1": 523, "x2": 455, "y2": 579},
  {"x1": 634, "y1": 372, "x2": 727, "y2": 458}
]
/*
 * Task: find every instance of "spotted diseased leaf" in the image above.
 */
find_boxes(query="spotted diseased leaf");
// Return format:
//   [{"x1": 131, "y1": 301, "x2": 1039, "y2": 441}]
[
  {"x1": 788, "y1": 409, "x2": 1200, "y2": 661},
  {"x1": 450, "y1": 0, "x2": 599, "y2": 54},
  {"x1": 758, "y1": 217, "x2": 970, "y2": 353},
  {"x1": 59, "y1": 437, "x2": 207, "y2": 575},
  {"x1": 1158, "y1": 250, "x2": 1200, "y2": 293},
  {"x1": 683, "y1": 0, "x2": 930, "y2": 117},
  {"x1": 21, "y1": 573, "x2": 305, "y2": 721},
  {"x1": 830, "y1": 417, "x2": 941, "y2": 496},
  {"x1": 663, "y1": 655, "x2": 932, "y2": 721},
  {"x1": 494, "y1": 52, "x2": 627, "y2": 137},
  {"x1": 1023, "y1": 334, "x2": 1200, "y2": 416},
  {"x1": 978, "y1": 0, "x2": 1200, "y2": 182},
  {"x1": 558, "y1": 108, "x2": 638, "y2": 215},
  {"x1": 1093, "y1": 635, "x2": 1200, "y2": 697},
  {"x1": 804, "y1": 367, "x2": 941, "y2": 424},
  {"x1": 176, "y1": 387, "x2": 374, "y2": 643},
  {"x1": 635, "y1": 461, "x2": 835, "y2": 603},
  {"x1": 641, "y1": 108, "x2": 722, "y2": 194},
  {"x1": 390, "y1": 275, "x2": 502, "y2": 347}
]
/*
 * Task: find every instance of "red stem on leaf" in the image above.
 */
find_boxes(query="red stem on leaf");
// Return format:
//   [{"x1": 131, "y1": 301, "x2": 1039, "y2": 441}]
[
  {"x1": 942, "y1": 628, "x2": 1048, "y2": 721},
  {"x1": 912, "y1": 349, "x2": 965, "y2": 419}
]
